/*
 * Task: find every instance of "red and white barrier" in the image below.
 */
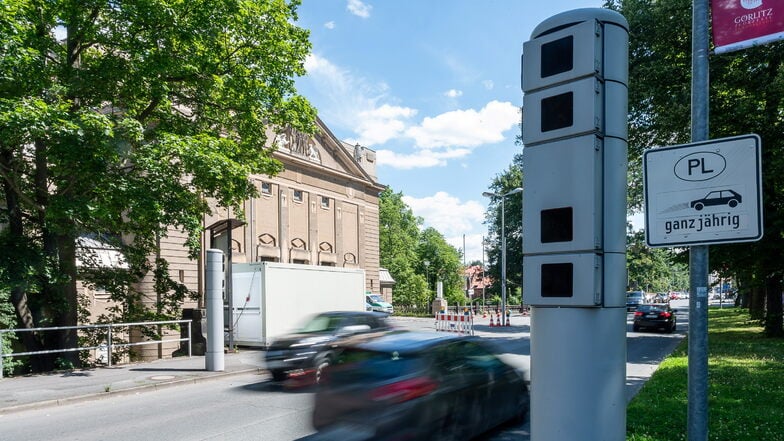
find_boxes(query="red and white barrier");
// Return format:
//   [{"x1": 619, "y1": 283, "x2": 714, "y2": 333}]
[{"x1": 434, "y1": 312, "x2": 474, "y2": 335}]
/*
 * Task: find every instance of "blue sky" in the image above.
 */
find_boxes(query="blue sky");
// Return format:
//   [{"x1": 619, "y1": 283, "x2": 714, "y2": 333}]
[{"x1": 293, "y1": 0, "x2": 616, "y2": 263}]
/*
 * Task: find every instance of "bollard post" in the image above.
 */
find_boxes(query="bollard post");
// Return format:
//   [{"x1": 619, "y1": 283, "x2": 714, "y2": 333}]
[{"x1": 206, "y1": 249, "x2": 225, "y2": 371}]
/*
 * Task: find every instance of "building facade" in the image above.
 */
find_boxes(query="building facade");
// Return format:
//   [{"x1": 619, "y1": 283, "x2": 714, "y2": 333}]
[{"x1": 129, "y1": 118, "x2": 386, "y2": 358}]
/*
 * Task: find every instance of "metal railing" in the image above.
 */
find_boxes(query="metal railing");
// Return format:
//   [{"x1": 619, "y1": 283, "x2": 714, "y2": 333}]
[{"x1": 0, "y1": 319, "x2": 192, "y2": 379}]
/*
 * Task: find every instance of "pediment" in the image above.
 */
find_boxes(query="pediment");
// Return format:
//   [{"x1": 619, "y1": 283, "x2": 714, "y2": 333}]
[{"x1": 268, "y1": 118, "x2": 377, "y2": 185}]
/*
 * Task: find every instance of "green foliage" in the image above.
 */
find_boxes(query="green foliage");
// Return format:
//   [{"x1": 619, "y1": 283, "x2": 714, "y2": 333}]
[
  {"x1": 484, "y1": 154, "x2": 523, "y2": 298},
  {"x1": 417, "y1": 227, "x2": 465, "y2": 305},
  {"x1": 609, "y1": 0, "x2": 784, "y2": 335},
  {"x1": 627, "y1": 309, "x2": 784, "y2": 440},
  {"x1": 379, "y1": 188, "x2": 428, "y2": 306},
  {"x1": 379, "y1": 188, "x2": 464, "y2": 308},
  {"x1": 0, "y1": 0, "x2": 316, "y2": 362},
  {"x1": 626, "y1": 229, "x2": 688, "y2": 292}
]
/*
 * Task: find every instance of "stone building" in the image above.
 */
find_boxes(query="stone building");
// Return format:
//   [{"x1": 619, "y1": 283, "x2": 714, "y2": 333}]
[{"x1": 126, "y1": 117, "x2": 386, "y2": 358}]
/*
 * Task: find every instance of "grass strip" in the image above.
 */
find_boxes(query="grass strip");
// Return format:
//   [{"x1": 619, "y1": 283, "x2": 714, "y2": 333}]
[{"x1": 627, "y1": 308, "x2": 784, "y2": 441}]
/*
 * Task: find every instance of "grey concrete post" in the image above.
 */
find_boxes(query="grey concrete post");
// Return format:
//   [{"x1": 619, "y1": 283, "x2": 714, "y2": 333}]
[{"x1": 206, "y1": 249, "x2": 225, "y2": 371}]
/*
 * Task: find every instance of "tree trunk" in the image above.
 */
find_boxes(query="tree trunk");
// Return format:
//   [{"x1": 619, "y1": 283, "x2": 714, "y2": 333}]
[
  {"x1": 1, "y1": 149, "x2": 48, "y2": 372},
  {"x1": 750, "y1": 285, "x2": 765, "y2": 321},
  {"x1": 764, "y1": 276, "x2": 784, "y2": 337},
  {"x1": 52, "y1": 235, "x2": 81, "y2": 368}
]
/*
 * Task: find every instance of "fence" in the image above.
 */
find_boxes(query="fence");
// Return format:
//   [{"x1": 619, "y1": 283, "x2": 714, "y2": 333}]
[
  {"x1": 0, "y1": 319, "x2": 192, "y2": 379},
  {"x1": 434, "y1": 312, "x2": 474, "y2": 335}
]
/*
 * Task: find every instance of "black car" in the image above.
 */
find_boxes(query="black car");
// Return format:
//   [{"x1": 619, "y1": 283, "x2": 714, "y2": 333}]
[
  {"x1": 633, "y1": 304, "x2": 676, "y2": 333},
  {"x1": 312, "y1": 331, "x2": 529, "y2": 441},
  {"x1": 264, "y1": 311, "x2": 392, "y2": 384}
]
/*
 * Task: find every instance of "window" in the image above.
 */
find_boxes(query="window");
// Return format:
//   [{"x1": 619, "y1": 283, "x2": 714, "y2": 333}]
[
  {"x1": 321, "y1": 196, "x2": 330, "y2": 209},
  {"x1": 261, "y1": 182, "x2": 272, "y2": 195},
  {"x1": 293, "y1": 189, "x2": 303, "y2": 202}
]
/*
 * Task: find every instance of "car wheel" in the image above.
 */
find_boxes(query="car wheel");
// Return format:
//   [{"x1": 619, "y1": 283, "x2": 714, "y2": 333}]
[
  {"x1": 270, "y1": 369, "x2": 287, "y2": 381},
  {"x1": 728, "y1": 199, "x2": 739, "y2": 208},
  {"x1": 314, "y1": 356, "x2": 331, "y2": 385},
  {"x1": 694, "y1": 202, "x2": 704, "y2": 211},
  {"x1": 632, "y1": 323, "x2": 640, "y2": 332}
]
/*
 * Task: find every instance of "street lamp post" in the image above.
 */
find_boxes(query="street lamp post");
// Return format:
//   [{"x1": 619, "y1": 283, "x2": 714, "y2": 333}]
[{"x1": 483, "y1": 188, "x2": 523, "y2": 322}]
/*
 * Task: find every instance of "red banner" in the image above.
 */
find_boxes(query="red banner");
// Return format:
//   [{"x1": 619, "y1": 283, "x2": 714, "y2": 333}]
[{"x1": 712, "y1": 0, "x2": 784, "y2": 53}]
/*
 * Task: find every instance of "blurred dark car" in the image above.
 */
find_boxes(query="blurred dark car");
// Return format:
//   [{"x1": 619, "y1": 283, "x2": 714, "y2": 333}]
[
  {"x1": 633, "y1": 304, "x2": 676, "y2": 333},
  {"x1": 312, "y1": 331, "x2": 529, "y2": 441},
  {"x1": 264, "y1": 311, "x2": 392, "y2": 384}
]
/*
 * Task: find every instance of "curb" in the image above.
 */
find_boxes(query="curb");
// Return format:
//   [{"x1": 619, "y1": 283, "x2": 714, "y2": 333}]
[{"x1": 0, "y1": 367, "x2": 263, "y2": 416}]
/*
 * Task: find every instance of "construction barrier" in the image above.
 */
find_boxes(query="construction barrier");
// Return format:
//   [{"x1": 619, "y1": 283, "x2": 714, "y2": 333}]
[{"x1": 434, "y1": 312, "x2": 474, "y2": 335}]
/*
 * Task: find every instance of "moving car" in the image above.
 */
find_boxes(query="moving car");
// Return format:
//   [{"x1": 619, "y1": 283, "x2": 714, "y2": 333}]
[
  {"x1": 690, "y1": 189, "x2": 742, "y2": 211},
  {"x1": 312, "y1": 331, "x2": 529, "y2": 441},
  {"x1": 366, "y1": 294, "x2": 394, "y2": 314},
  {"x1": 633, "y1": 304, "x2": 676, "y2": 333},
  {"x1": 626, "y1": 291, "x2": 646, "y2": 311},
  {"x1": 264, "y1": 311, "x2": 392, "y2": 383}
]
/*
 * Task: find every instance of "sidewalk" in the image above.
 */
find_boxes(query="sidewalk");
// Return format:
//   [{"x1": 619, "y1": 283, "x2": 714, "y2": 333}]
[{"x1": 0, "y1": 349, "x2": 266, "y2": 415}]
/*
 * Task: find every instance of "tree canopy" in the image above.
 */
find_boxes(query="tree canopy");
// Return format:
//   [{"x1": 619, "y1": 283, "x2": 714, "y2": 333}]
[
  {"x1": 608, "y1": 0, "x2": 784, "y2": 335},
  {"x1": 378, "y1": 187, "x2": 465, "y2": 309},
  {"x1": 0, "y1": 0, "x2": 316, "y2": 372}
]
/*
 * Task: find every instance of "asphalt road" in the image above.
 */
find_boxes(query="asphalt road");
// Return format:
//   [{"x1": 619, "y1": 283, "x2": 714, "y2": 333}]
[{"x1": 0, "y1": 306, "x2": 688, "y2": 441}]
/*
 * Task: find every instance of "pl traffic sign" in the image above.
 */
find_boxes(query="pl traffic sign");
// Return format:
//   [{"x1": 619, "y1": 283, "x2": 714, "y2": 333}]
[{"x1": 643, "y1": 134, "x2": 763, "y2": 247}]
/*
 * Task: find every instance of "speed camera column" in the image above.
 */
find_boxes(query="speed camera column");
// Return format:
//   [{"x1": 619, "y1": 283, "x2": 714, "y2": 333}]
[{"x1": 521, "y1": 8, "x2": 629, "y2": 441}]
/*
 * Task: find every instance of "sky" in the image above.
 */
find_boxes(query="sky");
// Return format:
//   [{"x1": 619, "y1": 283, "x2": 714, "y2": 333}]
[{"x1": 293, "y1": 0, "x2": 631, "y2": 263}]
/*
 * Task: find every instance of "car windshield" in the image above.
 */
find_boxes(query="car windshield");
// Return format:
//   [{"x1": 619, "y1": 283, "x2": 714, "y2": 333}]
[
  {"x1": 367, "y1": 295, "x2": 384, "y2": 303},
  {"x1": 627, "y1": 292, "x2": 644, "y2": 299},
  {"x1": 636, "y1": 305, "x2": 667, "y2": 313},
  {"x1": 330, "y1": 348, "x2": 422, "y2": 384},
  {"x1": 298, "y1": 315, "x2": 345, "y2": 333}
]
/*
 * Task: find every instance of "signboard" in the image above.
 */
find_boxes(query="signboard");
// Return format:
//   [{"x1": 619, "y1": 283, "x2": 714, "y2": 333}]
[
  {"x1": 712, "y1": 0, "x2": 784, "y2": 54},
  {"x1": 644, "y1": 134, "x2": 763, "y2": 247}
]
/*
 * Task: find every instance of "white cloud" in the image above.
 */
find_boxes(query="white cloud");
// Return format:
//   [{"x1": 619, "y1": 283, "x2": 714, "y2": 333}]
[
  {"x1": 405, "y1": 101, "x2": 520, "y2": 148},
  {"x1": 304, "y1": 55, "x2": 519, "y2": 170},
  {"x1": 444, "y1": 89, "x2": 463, "y2": 98},
  {"x1": 403, "y1": 192, "x2": 485, "y2": 236},
  {"x1": 482, "y1": 80, "x2": 495, "y2": 90},
  {"x1": 401, "y1": 193, "x2": 488, "y2": 263},
  {"x1": 324, "y1": 21, "x2": 336, "y2": 29},
  {"x1": 376, "y1": 148, "x2": 470, "y2": 169},
  {"x1": 347, "y1": 0, "x2": 372, "y2": 18}
]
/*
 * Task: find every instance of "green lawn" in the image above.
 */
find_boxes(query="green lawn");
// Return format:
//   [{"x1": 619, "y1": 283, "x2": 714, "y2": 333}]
[{"x1": 627, "y1": 308, "x2": 784, "y2": 441}]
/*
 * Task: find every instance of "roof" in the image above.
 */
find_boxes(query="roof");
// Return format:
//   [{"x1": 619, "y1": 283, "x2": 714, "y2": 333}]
[
  {"x1": 379, "y1": 267, "x2": 396, "y2": 285},
  {"x1": 353, "y1": 331, "x2": 469, "y2": 354}
]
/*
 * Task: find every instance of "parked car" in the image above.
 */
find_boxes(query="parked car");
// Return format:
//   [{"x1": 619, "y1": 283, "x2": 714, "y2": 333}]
[
  {"x1": 626, "y1": 291, "x2": 646, "y2": 311},
  {"x1": 366, "y1": 294, "x2": 394, "y2": 314},
  {"x1": 633, "y1": 304, "x2": 676, "y2": 333},
  {"x1": 312, "y1": 331, "x2": 530, "y2": 441},
  {"x1": 264, "y1": 311, "x2": 393, "y2": 384}
]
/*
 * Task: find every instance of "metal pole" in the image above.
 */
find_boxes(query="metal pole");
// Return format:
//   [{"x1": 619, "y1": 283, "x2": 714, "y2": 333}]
[
  {"x1": 1, "y1": 332, "x2": 4, "y2": 379},
  {"x1": 501, "y1": 197, "x2": 507, "y2": 321},
  {"x1": 226, "y1": 212, "x2": 234, "y2": 352},
  {"x1": 206, "y1": 249, "x2": 226, "y2": 371},
  {"x1": 107, "y1": 325, "x2": 113, "y2": 367},
  {"x1": 690, "y1": 0, "x2": 710, "y2": 439}
]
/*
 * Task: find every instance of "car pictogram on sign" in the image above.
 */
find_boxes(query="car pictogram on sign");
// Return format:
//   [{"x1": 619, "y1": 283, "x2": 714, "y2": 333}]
[{"x1": 690, "y1": 189, "x2": 742, "y2": 211}]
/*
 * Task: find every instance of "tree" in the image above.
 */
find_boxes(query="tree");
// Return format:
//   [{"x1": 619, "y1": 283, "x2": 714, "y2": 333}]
[
  {"x1": 0, "y1": 0, "x2": 316, "y2": 370},
  {"x1": 608, "y1": 0, "x2": 784, "y2": 336},
  {"x1": 378, "y1": 188, "x2": 427, "y2": 307},
  {"x1": 417, "y1": 227, "x2": 464, "y2": 306},
  {"x1": 483, "y1": 154, "x2": 523, "y2": 299},
  {"x1": 626, "y1": 228, "x2": 688, "y2": 293}
]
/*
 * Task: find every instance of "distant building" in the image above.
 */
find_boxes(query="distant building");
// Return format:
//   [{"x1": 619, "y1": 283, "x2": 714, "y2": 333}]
[{"x1": 464, "y1": 265, "x2": 492, "y2": 301}]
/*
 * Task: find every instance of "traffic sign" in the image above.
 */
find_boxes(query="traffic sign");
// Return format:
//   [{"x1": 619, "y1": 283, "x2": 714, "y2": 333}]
[{"x1": 643, "y1": 134, "x2": 763, "y2": 247}]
